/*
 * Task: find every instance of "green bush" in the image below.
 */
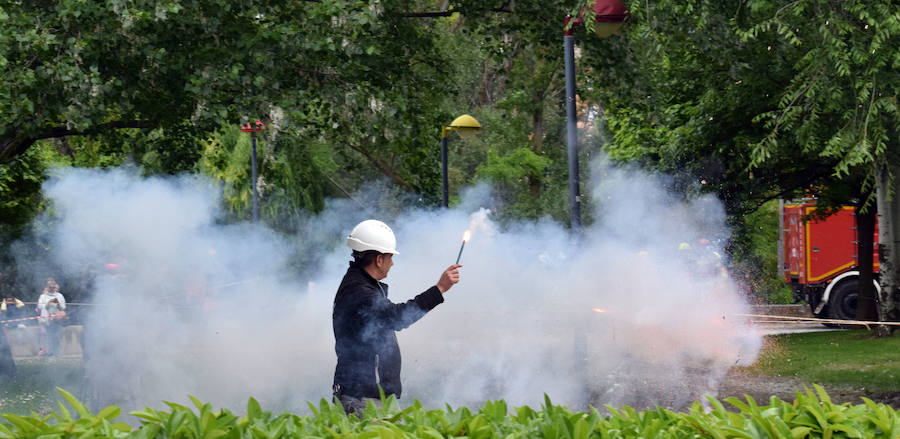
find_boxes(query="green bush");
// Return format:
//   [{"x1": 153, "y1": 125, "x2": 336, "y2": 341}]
[
  {"x1": 2, "y1": 385, "x2": 898, "y2": 438},
  {"x1": 730, "y1": 199, "x2": 794, "y2": 304}
]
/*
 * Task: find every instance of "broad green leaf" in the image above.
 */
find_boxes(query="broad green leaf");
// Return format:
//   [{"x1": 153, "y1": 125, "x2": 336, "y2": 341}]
[
  {"x1": 97, "y1": 405, "x2": 121, "y2": 420},
  {"x1": 572, "y1": 417, "x2": 590, "y2": 439},
  {"x1": 247, "y1": 397, "x2": 262, "y2": 421},
  {"x1": 58, "y1": 387, "x2": 91, "y2": 418},
  {"x1": 190, "y1": 395, "x2": 206, "y2": 411},
  {"x1": 0, "y1": 423, "x2": 15, "y2": 439},
  {"x1": 57, "y1": 400, "x2": 73, "y2": 422},
  {"x1": 2, "y1": 414, "x2": 40, "y2": 433},
  {"x1": 204, "y1": 428, "x2": 228, "y2": 439},
  {"x1": 791, "y1": 426, "x2": 812, "y2": 438}
]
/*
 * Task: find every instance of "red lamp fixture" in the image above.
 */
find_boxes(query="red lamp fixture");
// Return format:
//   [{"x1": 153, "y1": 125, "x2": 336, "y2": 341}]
[
  {"x1": 240, "y1": 120, "x2": 265, "y2": 133},
  {"x1": 565, "y1": 0, "x2": 629, "y2": 37}
]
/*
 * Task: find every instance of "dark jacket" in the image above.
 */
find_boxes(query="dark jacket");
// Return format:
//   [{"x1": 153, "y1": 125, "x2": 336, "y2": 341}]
[{"x1": 332, "y1": 262, "x2": 444, "y2": 399}]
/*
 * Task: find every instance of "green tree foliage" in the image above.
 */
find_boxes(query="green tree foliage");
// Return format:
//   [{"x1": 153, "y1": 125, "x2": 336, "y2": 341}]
[
  {"x1": 0, "y1": 0, "x2": 462, "y2": 198},
  {"x1": 0, "y1": 143, "x2": 62, "y2": 240},
  {"x1": 729, "y1": 200, "x2": 792, "y2": 303},
  {"x1": 476, "y1": 143, "x2": 552, "y2": 218},
  {"x1": 197, "y1": 125, "x2": 336, "y2": 226},
  {"x1": 0, "y1": 0, "x2": 239, "y2": 161},
  {"x1": 733, "y1": 1, "x2": 900, "y2": 319},
  {"x1": 13, "y1": 0, "x2": 897, "y2": 314},
  {"x1": 571, "y1": 1, "x2": 804, "y2": 301},
  {"x1": 0, "y1": 0, "x2": 623, "y2": 225},
  {"x1": 739, "y1": 1, "x2": 900, "y2": 180},
  {"x1": 435, "y1": 1, "x2": 598, "y2": 222},
  {"x1": 197, "y1": 127, "x2": 259, "y2": 220},
  {"x1": 585, "y1": 1, "x2": 847, "y2": 217},
  {"x1": 580, "y1": 1, "x2": 900, "y2": 307}
]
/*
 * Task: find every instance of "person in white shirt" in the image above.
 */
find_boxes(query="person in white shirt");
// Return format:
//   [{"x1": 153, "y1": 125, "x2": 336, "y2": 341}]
[{"x1": 37, "y1": 278, "x2": 66, "y2": 356}]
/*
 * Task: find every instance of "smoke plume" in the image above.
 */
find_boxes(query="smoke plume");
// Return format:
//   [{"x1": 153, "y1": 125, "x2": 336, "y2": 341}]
[{"x1": 14, "y1": 160, "x2": 760, "y2": 412}]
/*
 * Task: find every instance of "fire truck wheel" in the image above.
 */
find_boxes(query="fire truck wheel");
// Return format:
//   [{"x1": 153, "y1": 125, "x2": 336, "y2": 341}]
[{"x1": 827, "y1": 280, "x2": 858, "y2": 321}]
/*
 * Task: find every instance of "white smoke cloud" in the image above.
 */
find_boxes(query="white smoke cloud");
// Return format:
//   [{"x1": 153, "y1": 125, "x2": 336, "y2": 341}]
[
  {"x1": 18, "y1": 159, "x2": 760, "y2": 413},
  {"x1": 394, "y1": 160, "x2": 759, "y2": 409}
]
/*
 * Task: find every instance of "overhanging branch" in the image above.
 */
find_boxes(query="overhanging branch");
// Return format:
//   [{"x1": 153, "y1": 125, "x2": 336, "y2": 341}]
[
  {"x1": 398, "y1": 8, "x2": 512, "y2": 18},
  {"x1": 347, "y1": 143, "x2": 414, "y2": 190},
  {"x1": 33, "y1": 120, "x2": 155, "y2": 141},
  {"x1": 1, "y1": 120, "x2": 155, "y2": 164}
]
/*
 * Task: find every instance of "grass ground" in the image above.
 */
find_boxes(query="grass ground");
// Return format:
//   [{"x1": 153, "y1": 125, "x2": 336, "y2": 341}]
[
  {"x1": 0, "y1": 357, "x2": 84, "y2": 415},
  {"x1": 1, "y1": 330, "x2": 899, "y2": 416},
  {"x1": 743, "y1": 329, "x2": 900, "y2": 392}
]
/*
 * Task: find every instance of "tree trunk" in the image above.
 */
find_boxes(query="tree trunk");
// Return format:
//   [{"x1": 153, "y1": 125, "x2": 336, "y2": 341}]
[
  {"x1": 480, "y1": 63, "x2": 494, "y2": 106},
  {"x1": 856, "y1": 206, "x2": 878, "y2": 321},
  {"x1": 528, "y1": 92, "x2": 544, "y2": 196},
  {"x1": 874, "y1": 162, "x2": 900, "y2": 335},
  {"x1": 531, "y1": 87, "x2": 544, "y2": 156},
  {"x1": 56, "y1": 137, "x2": 75, "y2": 157}
]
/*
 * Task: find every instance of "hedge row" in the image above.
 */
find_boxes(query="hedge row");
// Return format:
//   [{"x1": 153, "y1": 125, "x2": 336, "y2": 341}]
[{"x1": 1, "y1": 385, "x2": 898, "y2": 438}]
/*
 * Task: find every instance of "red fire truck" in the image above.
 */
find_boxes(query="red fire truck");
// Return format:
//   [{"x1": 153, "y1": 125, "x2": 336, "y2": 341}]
[{"x1": 782, "y1": 200, "x2": 879, "y2": 320}]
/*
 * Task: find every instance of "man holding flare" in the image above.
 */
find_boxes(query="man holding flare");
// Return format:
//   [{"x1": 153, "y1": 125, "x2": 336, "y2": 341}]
[{"x1": 332, "y1": 220, "x2": 462, "y2": 415}]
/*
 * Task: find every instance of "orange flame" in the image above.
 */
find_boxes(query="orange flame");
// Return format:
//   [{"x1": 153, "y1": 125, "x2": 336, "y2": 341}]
[
  {"x1": 592, "y1": 308, "x2": 607, "y2": 313},
  {"x1": 463, "y1": 230, "x2": 471, "y2": 242}
]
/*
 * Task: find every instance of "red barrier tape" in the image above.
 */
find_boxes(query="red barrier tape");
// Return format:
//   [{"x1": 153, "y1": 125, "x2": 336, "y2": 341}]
[{"x1": 0, "y1": 313, "x2": 64, "y2": 324}]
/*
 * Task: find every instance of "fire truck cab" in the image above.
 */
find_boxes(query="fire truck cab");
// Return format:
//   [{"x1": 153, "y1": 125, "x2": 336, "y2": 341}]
[{"x1": 782, "y1": 200, "x2": 879, "y2": 320}]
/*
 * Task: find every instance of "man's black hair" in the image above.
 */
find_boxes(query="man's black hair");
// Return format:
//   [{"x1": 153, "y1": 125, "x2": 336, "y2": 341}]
[{"x1": 352, "y1": 250, "x2": 382, "y2": 268}]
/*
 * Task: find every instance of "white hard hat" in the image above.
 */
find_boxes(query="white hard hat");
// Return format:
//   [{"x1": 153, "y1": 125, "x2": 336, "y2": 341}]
[{"x1": 346, "y1": 220, "x2": 399, "y2": 254}]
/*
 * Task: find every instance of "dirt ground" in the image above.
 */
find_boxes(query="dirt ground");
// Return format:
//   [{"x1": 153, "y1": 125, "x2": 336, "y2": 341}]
[{"x1": 716, "y1": 368, "x2": 900, "y2": 409}]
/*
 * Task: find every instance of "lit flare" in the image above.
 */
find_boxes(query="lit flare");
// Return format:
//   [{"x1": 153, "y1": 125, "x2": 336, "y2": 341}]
[{"x1": 456, "y1": 230, "x2": 470, "y2": 264}]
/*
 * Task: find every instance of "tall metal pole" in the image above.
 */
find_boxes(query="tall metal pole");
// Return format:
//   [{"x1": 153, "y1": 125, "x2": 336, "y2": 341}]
[
  {"x1": 441, "y1": 130, "x2": 449, "y2": 208},
  {"x1": 251, "y1": 131, "x2": 259, "y2": 222},
  {"x1": 564, "y1": 32, "x2": 581, "y2": 230},
  {"x1": 777, "y1": 198, "x2": 784, "y2": 277}
]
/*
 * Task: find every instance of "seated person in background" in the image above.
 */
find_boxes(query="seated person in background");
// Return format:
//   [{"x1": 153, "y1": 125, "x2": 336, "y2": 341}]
[{"x1": 1, "y1": 296, "x2": 27, "y2": 326}]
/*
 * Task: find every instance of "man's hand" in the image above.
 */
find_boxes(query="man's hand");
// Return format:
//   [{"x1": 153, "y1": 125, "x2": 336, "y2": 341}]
[{"x1": 436, "y1": 264, "x2": 462, "y2": 293}]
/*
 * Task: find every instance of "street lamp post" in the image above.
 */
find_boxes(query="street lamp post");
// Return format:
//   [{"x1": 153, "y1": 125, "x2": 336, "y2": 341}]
[
  {"x1": 441, "y1": 114, "x2": 481, "y2": 208},
  {"x1": 240, "y1": 120, "x2": 265, "y2": 222},
  {"x1": 565, "y1": 0, "x2": 628, "y2": 408},
  {"x1": 564, "y1": 0, "x2": 628, "y2": 229}
]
